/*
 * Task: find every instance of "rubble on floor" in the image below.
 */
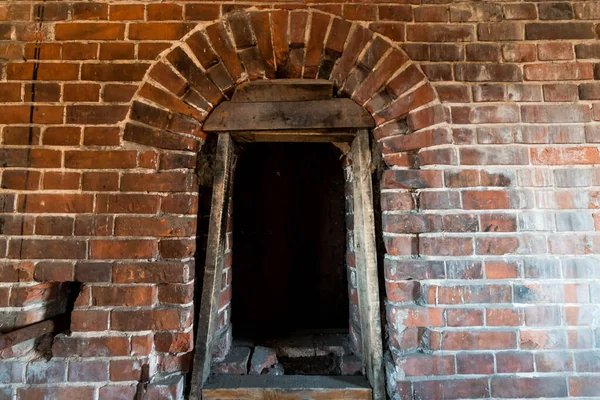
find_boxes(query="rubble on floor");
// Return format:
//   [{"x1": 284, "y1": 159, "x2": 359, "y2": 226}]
[
  {"x1": 211, "y1": 333, "x2": 364, "y2": 377},
  {"x1": 249, "y1": 346, "x2": 277, "y2": 375}
]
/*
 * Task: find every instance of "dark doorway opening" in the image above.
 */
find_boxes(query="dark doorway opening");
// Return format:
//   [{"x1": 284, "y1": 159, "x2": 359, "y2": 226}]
[{"x1": 231, "y1": 143, "x2": 348, "y2": 340}]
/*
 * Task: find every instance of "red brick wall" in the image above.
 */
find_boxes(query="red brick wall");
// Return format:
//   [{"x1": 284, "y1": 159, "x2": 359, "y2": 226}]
[{"x1": 1, "y1": 1, "x2": 599, "y2": 399}]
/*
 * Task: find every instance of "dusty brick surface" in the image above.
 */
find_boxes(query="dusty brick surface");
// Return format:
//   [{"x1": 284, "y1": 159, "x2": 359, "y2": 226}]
[{"x1": 0, "y1": 2, "x2": 599, "y2": 399}]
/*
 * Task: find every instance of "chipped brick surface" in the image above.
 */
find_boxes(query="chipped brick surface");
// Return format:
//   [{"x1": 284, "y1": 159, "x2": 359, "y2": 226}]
[{"x1": 0, "y1": 3, "x2": 598, "y2": 399}]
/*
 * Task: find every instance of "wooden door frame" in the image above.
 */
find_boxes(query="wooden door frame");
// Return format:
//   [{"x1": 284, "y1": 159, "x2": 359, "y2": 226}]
[
  {"x1": 190, "y1": 131, "x2": 385, "y2": 400},
  {"x1": 351, "y1": 129, "x2": 385, "y2": 400},
  {"x1": 190, "y1": 83, "x2": 384, "y2": 400},
  {"x1": 189, "y1": 133, "x2": 235, "y2": 399}
]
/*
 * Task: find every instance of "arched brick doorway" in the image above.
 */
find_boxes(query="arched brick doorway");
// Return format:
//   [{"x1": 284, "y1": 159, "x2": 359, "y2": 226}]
[
  {"x1": 125, "y1": 9, "x2": 448, "y2": 153},
  {"x1": 119, "y1": 8, "x2": 448, "y2": 399},
  {"x1": 195, "y1": 78, "x2": 382, "y2": 399}
]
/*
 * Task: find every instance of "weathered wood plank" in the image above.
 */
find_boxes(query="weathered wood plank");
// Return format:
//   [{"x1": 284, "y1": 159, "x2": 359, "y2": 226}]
[
  {"x1": 202, "y1": 375, "x2": 372, "y2": 400},
  {"x1": 203, "y1": 99, "x2": 375, "y2": 132},
  {"x1": 189, "y1": 133, "x2": 234, "y2": 400},
  {"x1": 351, "y1": 129, "x2": 385, "y2": 400},
  {"x1": 202, "y1": 388, "x2": 372, "y2": 400},
  {"x1": 232, "y1": 79, "x2": 333, "y2": 102},
  {"x1": 231, "y1": 130, "x2": 355, "y2": 143}
]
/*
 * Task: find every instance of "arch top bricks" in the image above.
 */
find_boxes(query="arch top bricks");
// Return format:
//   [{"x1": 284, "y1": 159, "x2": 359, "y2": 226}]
[{"x1": 124, "y1": 8, "x2": 450, "y2": 167}]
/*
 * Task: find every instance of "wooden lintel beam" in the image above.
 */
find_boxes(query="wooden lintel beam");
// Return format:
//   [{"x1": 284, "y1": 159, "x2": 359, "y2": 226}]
[
  {"x1": 203, "y1": 99, "x2": 375, "y2": 132},
  {"x1": 230, "y1": 130, "x2": 356, "y2": 143}
]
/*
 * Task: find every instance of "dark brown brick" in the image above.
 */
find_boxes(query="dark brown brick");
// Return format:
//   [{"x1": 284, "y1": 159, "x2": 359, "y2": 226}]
[
  {"x1": 525, "y1": 22, "x2": 595, "y2": 40},
  {"x1": 124, "y1": 123, "x2": 199, "y2": 152},
  {"x1": 64, "y1": 83, "x2": 101, "y2": 102},
  {"x1": 81, "y1": 63, "x2": 149, "y2": 81},
  {"x1": 55, "y1": 23, "x2": 125, "y2": 40},
  {"x1": 65, "y1": 150, "x2": 137, "y2": 169},
  {"x1": 538, "y1": 2, "x2": 573, "y2": 20},
  {"x1": 66, "y1": 105, "x2": 128, "y2": 124}
]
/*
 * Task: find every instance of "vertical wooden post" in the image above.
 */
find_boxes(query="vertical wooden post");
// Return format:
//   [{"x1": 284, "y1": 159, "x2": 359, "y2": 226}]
[
  {"x1": 190, "y1": 133, "x2": 234, "y2": 400},
  {"x1": 351, "y1": 129, "x2": 385, "y2": 400}
]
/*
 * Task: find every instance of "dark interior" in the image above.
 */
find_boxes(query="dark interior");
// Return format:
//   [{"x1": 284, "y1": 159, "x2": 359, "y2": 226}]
[{"x1": 231, "y1": 143, "x2": 348, "y2": 339}]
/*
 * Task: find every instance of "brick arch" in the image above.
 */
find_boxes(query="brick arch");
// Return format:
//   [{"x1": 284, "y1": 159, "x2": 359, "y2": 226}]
[
  {"x1": 119, "y1": 8, "x2": 451, "y2": 398},
  {"x1": 123, "y1": 8, "x2": 450, "y2": 168}
]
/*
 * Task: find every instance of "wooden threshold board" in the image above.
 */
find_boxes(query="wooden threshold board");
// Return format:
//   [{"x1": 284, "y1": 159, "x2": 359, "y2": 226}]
[{"x1": 202, "y1": 375, "x2": 373, "y2": 400}]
